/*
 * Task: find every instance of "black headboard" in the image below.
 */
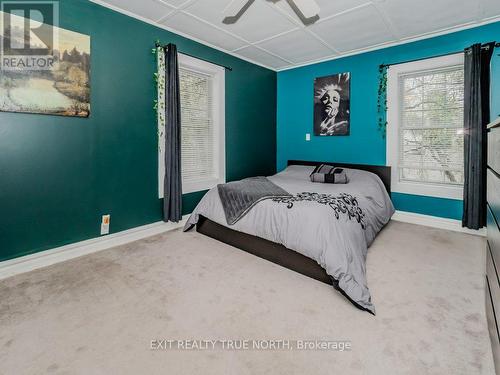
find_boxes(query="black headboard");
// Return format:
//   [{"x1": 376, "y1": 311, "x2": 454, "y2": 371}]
[{"x1": 287, "y1": 160, "x2": 392, "y2": 195}]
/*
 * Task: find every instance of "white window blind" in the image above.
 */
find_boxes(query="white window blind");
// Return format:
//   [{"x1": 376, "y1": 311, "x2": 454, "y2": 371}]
[
  {"x1": 398, "y1": 65, "x2": 464, "y2": 186},
  {"x1": 157, "y1": 52, "x2": 225, "y2": 198},
  {"x1": 180, "y1": 67, "x2": 216, "y2": 184}
]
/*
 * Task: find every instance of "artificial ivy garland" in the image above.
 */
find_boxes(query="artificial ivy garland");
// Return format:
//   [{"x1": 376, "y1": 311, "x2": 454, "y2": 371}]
[
  {"x1": 153, "y1": 41, "x2": 166, "y2": 148},
  {"x1": 377, "y1": 64, "x2": 388, "y2": 138}
]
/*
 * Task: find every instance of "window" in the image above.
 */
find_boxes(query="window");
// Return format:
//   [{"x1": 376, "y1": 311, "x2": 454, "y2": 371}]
[
  {"x1": 386, "y1": 53, "x2": 465, "y2": 200},
  {"x1": 158, "y1": 53, "x2": 225, "y2": 197}
]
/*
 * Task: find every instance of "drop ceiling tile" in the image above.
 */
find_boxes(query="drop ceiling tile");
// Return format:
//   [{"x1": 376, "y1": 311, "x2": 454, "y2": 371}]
[
  {"x1": 309, "y1": 5, "x2": 395, "y2": 52},
  {"x1": 257, "y1": 29, "x2": 334, "y2": 63},
  {"x1": 274, "y1": 0, "x2": 370, "y2": 23},
  {"x1": 379, "y1": 0, "x2": 478, "y2": 38},
  {"x1": 235, "y1": 46, "x2": 290, "y2": 69},
  {"x1": 103, "y1": 0, "x2": 174, "y2": 21},
  {"x1": 98, "y1": 0, "x2": 500, "y2": 71},
  {"x1": 157, "y1": 0, "x2": 189, "y2": 8},
  {"x1": 184, "y1": 0, "x2": 298, "y2": 43},
  {"x1": 479, "y1": 0, "x2": 500, "y2": 20},
  {"x1": 160, "y1": 12, "x2": 247, "y2": 51}
]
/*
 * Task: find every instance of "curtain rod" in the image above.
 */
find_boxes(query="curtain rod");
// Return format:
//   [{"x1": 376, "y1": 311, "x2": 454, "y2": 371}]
[
  {"x1": 380, "y1": 41, "x2": 499, "y2": 69},
  {"x1": 155, "y1": 43, "x2": 233, "y2": 71}
]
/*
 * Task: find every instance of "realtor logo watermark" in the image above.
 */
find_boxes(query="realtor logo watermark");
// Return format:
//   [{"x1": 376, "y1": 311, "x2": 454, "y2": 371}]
[
  {"x1": 1, "y1": 1, "x2": 59, "y2": 71},
  {"x1": 150, "y1": 339, "x2": 352, "y2": 352}
]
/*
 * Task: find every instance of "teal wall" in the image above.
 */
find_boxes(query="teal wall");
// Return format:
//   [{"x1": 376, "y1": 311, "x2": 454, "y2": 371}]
[
  {"x1": 0, "y1": 0, "x2": 277, "y2": 261},
  {"x1": 277, "y1": 21, "x2": 500, "y2": 220}
]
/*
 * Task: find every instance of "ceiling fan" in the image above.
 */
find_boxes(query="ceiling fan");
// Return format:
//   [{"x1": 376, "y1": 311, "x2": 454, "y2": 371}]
[{"x1": 223, "y1": 0, "x2": 321, "y2": 26}]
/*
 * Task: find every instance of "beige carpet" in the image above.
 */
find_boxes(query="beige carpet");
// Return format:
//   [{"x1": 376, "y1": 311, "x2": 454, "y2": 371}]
[{"x1": 0, "y1": 221, "x2": 495, "y2": 374}]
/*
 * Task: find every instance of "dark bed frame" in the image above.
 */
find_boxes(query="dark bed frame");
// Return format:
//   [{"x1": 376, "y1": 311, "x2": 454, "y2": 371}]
[{"x1": 196, "y1": 160, "x2": 391, "y2": 286}]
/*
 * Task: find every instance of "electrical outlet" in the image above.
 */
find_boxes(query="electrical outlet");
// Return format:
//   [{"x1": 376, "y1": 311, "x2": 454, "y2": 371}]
[
  {"x1": 101, "y1": 214, "x2": 110, "y2": 235},
  {"x1": 305, "y1": 133, "x2": 311, "y2": 141}
]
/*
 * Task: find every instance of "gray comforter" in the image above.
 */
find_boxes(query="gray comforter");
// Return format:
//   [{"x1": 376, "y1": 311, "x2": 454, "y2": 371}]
[{"x1": 184, "y1": 165, "x2": 395, "y2": 314}]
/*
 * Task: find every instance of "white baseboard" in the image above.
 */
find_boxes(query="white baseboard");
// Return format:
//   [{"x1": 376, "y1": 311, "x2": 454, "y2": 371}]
[
  {"x1": 1, "y1": 211, "x2": 484, "y2": 281},
  {"x1": 0, "y1": 216, "x2": 189, "y2": 281},
  {"x1": 392, "y1": 210, "x2": 486, "y2": 236}
]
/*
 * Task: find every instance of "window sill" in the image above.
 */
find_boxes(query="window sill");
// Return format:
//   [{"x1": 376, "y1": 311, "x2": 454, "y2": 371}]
[
  {"x1": 182, "y1": 177, "x2": 225, "y2": 195},
  {"x1": 392, "y1": 180, "x2": 463, "y2": 200}
]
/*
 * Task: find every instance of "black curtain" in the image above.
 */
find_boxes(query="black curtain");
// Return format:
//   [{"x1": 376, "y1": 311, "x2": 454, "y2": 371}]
[
  {"x1": 163, "y1": 43, "x2": 182, "y2": 222},
  {"x1": 462, "y1": 42, "x2": 495, "y2": 229}
]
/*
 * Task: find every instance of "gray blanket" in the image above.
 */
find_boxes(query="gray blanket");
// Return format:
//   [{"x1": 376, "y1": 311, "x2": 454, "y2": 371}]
[{"x1": 217, "y1": 177, "x2": 291, "y2": 225}]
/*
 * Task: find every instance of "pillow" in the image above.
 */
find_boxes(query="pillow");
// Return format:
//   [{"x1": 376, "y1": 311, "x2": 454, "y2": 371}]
[
  {"x1": 278, "y1": 165, "x2": 316, "y2": 179},
  {"x1": 310, "y1": 164, "x2": 348, "y2": 184}
]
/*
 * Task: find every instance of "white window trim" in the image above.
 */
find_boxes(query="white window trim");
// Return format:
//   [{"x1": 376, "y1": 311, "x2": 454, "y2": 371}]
[
  {"x1": 386, "y1": 53, "x2": 465, "y2": 200},
  {"x1": 158, "y1": 53, "x2": 225, "y2": 197}
]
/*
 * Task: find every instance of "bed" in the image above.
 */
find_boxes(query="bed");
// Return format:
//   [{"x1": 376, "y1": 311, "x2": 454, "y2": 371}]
[{"x1": 184, "y1": 160, "x2": 394, "y2": 314}]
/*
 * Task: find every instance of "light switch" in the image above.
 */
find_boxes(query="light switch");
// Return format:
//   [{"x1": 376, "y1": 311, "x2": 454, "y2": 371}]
[{"x1": 305, "y1": 133, "x2": 311, "y2": 141}]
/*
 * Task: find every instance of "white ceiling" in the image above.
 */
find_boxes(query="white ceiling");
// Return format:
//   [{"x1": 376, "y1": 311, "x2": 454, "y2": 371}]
[{"x1": 93, "y1": 0, "x2": 500, "y2": 71}]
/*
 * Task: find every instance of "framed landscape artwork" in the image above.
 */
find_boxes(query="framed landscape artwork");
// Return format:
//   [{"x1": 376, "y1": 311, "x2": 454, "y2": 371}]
[
  {"x1": 0, "y1": 12, "x2": 90, "y2": 117},
  {"x1": 314, "y1": 72, "x2": 350, "y2": 136}
]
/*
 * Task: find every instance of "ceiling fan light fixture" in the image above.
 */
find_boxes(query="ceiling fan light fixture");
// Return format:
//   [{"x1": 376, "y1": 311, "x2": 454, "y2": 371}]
[{"x1": 222, "y1": 0, "x2": 321, "y2": 26}]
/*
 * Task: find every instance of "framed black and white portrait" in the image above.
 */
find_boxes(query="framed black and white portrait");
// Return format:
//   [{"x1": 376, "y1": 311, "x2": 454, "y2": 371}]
[{"x1": 314, "y1": 72, "x2": 350, "y2": 136}]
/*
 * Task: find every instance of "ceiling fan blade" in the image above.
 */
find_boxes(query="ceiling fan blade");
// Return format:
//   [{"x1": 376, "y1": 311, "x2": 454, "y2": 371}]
[
  {"x1": 285, "y1": 0, "x2": 320, "y2": 25},
  {"x1": 289, "y1": 0, "x2": 320, "y2": 19},
  {"x1": 222, "y1": 0, "x2": 256, "y2": 24}
]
